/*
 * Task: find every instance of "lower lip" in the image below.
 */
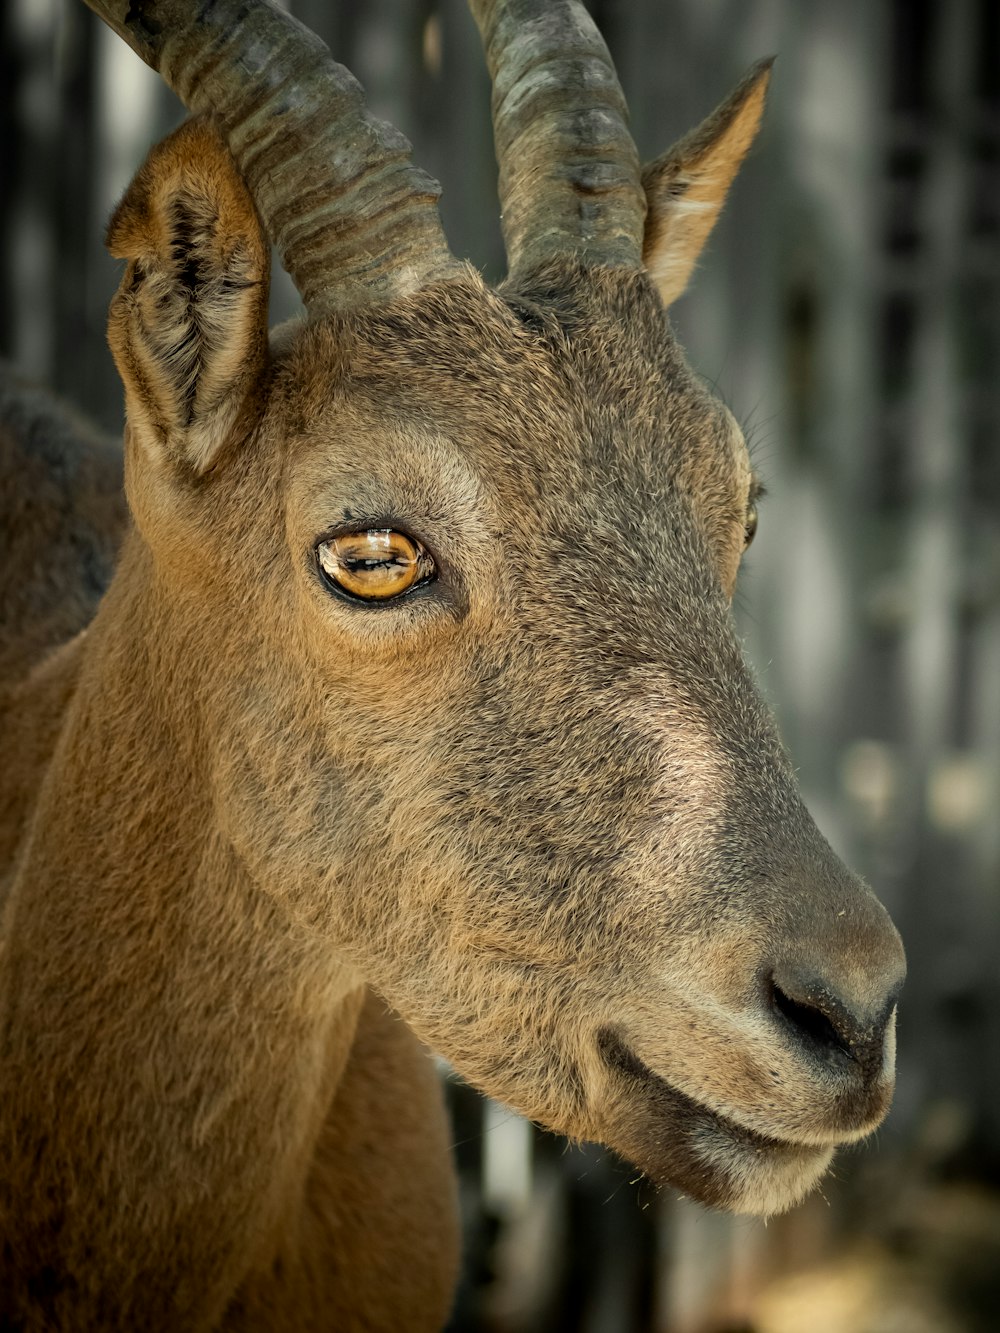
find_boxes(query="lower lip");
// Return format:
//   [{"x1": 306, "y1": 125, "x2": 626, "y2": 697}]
[{"x1": 598, "y1": 1029, "x2": 834, "y2": 1209}]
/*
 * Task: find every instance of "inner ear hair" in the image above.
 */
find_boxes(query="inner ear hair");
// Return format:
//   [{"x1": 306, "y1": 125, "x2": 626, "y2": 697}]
[
  {"x1": 642, "y1": 58, "x2": 774, "y2": 308},
  {"x1": 106, "y1": 116, "x2": 270, "y2": 475}
]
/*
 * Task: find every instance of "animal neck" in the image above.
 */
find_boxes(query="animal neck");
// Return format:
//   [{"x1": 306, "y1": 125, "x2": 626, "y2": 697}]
[{"x1": 1, "y1": 531, "x2": 364, "y2": 1312}]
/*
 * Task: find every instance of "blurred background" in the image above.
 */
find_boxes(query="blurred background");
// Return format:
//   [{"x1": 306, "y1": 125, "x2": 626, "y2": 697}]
[{"x1": 2, "y1": 0, "x2": 998, "y2": 1329}]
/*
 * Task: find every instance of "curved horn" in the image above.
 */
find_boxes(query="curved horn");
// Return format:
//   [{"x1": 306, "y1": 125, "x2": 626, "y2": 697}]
[
  {"x1": 470, "y1": 0, "x2": 646, "y2": 279},
  {"x1": 84, "y1": 0, "x2": 461, "y2": 310}
]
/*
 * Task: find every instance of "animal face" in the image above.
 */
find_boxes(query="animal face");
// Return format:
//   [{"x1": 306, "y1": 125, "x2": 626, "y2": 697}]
[
  {"x1": 95, "y1": 1, "x2": 905, "y2": 1216},
  {"x1": 112, "y1": 261, "x2": 898, "y2": 1215}
]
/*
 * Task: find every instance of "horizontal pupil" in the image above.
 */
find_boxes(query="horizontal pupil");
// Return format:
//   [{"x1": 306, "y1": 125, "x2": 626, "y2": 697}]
[{"x1": 344, "y1": 557, "x2": 407, "y2": 572}]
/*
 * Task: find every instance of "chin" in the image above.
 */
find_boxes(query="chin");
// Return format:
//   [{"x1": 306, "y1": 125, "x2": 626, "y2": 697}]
[
  {"x1": 596, "y1": 1029, "x2": 863, "y2": 1218},
  {"x1": 685, "y1": 1116, "x2": 834, "y2": 1215}
]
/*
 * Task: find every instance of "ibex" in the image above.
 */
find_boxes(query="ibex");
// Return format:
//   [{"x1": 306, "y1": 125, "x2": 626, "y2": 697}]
[{"x1": 0, "y1": 0, "x2": 905, "y2": 1327}]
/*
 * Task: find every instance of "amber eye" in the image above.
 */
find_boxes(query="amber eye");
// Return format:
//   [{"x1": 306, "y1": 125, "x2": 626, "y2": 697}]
[
  {"x1": 744, "y1": 500, "x2": 759, "y2": 548},
  {"x1": 317, "y1": 529, "x2": 435, "y2": 602}
]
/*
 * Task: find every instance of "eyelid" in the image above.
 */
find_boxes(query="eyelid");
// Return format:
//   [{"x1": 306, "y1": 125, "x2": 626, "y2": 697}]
[{"x1": 318, "y1": 513, "x2": 442, "y2": 552}]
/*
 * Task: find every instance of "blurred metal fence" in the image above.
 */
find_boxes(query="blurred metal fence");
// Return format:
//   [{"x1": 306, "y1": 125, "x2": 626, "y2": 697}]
[{"x1": 2, "y1": 1, "x2": 998, "y2": 1329}]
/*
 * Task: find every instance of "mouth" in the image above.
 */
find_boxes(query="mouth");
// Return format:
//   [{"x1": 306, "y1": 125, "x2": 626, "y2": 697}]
[{"x1": 597, "y1": 1028, "x2": 835, "y2": 1216}]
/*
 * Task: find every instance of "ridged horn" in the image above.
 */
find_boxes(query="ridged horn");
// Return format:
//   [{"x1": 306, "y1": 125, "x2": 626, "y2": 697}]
[
  {"x1": 469, "y1": 0, "x2": 646, "y2": 279},
  {"x1": 83, "y1": 0, "x2": 461, "y2": 310}
]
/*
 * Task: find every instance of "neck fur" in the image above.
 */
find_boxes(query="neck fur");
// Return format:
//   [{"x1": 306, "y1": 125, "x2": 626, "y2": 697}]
[{"x1": 0, "y1": 533, "x2": 362, "y2": 1318}]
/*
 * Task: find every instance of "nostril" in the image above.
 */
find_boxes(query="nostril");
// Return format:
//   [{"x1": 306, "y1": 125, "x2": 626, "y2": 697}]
[{"x1": 769, "y1": 977, "x2": 852, "y2": 1060}]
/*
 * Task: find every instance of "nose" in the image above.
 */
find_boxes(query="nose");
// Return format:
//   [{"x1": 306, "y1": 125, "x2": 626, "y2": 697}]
[
  {"x1": 767, "y1": 966, "x2": 900, "y2": 1080},
  {"x1": 761, "y1": 847, "x2": 907, "y2": 1084}
]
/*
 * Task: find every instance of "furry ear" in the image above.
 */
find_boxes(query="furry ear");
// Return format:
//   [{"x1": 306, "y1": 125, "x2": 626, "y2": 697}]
[
  {"x1": 642, "y1": 59, "x2": 773, "y2": 307},
  {"x1": 106, "y1": 117, "x2": 269, "y2": 475}
]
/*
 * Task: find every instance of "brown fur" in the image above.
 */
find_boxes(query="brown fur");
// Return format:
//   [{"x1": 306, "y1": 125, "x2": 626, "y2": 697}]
[{"x1": 1, "y1": 49, "x2": 903, "y2": 1333}]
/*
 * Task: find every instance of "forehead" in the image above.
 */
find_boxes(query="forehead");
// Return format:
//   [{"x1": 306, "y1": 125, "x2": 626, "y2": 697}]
[{"x1": 276, "y1": 266, "x2": 742, "y2": 523}]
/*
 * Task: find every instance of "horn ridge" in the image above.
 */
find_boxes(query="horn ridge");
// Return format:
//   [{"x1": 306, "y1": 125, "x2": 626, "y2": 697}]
[
  {"x1": 85, "y1": 0, "x2": 460, "y2": 309},
  {"x1": 471, "y1": 0, "x2": 646, "y2": 277}
]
